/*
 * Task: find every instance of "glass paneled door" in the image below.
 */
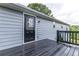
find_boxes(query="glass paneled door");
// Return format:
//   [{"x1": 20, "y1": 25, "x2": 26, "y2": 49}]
[{"x1": 24, "y1": 14, "x2": 35, "y2": 43}]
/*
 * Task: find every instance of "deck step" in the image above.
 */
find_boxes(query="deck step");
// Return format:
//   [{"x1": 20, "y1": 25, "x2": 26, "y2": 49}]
[
  {"x1": 54, "y1": 45, "x2": 68, "y2": 56},
  {"x1": 61, "y1": 46, "x2": 71, "y2": 56},
  {"x1": 67, "y1": 47, "x2": 75, "y2": 56}
]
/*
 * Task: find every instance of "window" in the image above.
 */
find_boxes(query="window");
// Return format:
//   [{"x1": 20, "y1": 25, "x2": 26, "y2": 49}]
[
  {"x1": 53, "y1": 22, "x2": 55, "y2": 28},
  {"x1": 28, "y1": 18, "x2": 34, "y2": 27},
  {"x1": 66, "y1": 28, "x2": 68, "y2": 31},
  {"x1": 53, "y1": 25, "x2": 55, "y2": 28},
  {"x1": 61, "y1": 26, "x2": 63, "y2": 28},
  {"x1": 38, "y1": 20, "x2": 40, "y2": 23},
  {"x1": 24, "y1": 14, "x2": 35, "y2": 30}
]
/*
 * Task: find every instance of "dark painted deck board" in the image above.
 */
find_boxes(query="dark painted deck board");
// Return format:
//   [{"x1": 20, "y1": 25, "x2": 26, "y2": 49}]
[
  {"x1": 0, "y1": 46, "x2": 23, "y2": 56},
  {"x1": 31, "y1": 46, "x2": 53, "y2": 56},
  {"x1": 38, "y1": 46, "x2": 56, "y2": 56},
  {"x1": 24, "y1": 45, "x2": 50, "y2": 56},
  {"x1": 41, "y1": 44, "x2": 64, "y2": 56},
  {"x1": 0, "y1": 39, "x2": 79, "y2": 56},
  {"x1": 23, "y1": 44, "x2": 47, "y2": 55}
]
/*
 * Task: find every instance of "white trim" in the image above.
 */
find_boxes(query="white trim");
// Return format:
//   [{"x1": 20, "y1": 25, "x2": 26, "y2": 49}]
[
  {"x1": 23, "y1": 12, "x2": 37, "y2": 44},
  {"x1": 23, "y1": 39, "x2": 44, "y2": 45},
  {"x1": 23, "y1": 12, "x2": 36, "y2": 17},
  {"x1": 23, "y1": 12, "x2": 24, "y2": 44},
  {"x1": 35, "y1": 17, "x2": 38, "y2": 41},
  {"x1": 23, "y1": 40, "x2": 35, "y2": 45}
]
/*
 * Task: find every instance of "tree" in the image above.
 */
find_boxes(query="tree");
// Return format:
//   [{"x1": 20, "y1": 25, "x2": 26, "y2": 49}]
[
  {"x1": 27, "y1": 3, "x2": 53, "y2": 16},
  {"x1": 69, "y1": 25, "x2": 79, "y2": 31},
  {"x1": 69, "y1": 25, "x2": 79, "y2": 40}
]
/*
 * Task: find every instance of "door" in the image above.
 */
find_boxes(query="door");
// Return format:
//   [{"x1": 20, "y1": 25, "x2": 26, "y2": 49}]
[{"x1": 24, "y1": 14, "x2": 35, "y2": 43}]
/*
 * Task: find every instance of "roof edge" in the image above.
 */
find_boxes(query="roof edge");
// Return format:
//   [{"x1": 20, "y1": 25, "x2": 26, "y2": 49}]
[{"x1": 0, "y1": 3, "x2": 69, "y2": 26}]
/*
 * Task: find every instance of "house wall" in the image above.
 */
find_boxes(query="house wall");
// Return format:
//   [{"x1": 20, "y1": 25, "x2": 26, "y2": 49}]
[
  {"x1": 0, "y1": 7, "x2": 23, "y2": 50},
  {"x1": 0, "y1": 6, "x2": 69, "y2": 50},
  {"x1": 36, "y1": 17, "x2": 69, "y2": 41}
]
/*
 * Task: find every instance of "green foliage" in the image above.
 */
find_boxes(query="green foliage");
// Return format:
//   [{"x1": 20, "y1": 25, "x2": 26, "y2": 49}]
[
  {"x1": 27, "y1": 3, "x2": 52, "y2": 16},
  {"x1": 69, "y1": 25, "x2": 79, "y2": 31},
  {"x1": 69, "y1": 25, "x2": 79, "y2": 44}
]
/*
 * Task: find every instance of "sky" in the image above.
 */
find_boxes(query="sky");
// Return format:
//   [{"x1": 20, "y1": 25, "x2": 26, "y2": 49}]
[
  {"x1": 0, "y1": 0, "x2": 79, "y2": 25},
  {"x1": 46, "y1": 1, "x2": 79, "y2": 25},
  {"x1": 19, "y1": 0, "x2": 79, "y2": 25}
]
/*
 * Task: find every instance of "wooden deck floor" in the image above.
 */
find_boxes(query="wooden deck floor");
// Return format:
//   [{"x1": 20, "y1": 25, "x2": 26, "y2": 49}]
[{"x1": 0, "y1": 39, "x2": 79, "y2": 56}]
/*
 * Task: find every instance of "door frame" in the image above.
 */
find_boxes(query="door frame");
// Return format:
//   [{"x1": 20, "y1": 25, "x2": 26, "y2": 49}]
[{"x1": 23, "y1": 12, "x2": 37, "y2": 44}]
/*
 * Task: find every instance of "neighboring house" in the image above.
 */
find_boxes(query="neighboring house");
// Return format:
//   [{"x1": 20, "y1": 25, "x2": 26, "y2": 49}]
[{"x1": 0, "y1": 3, "x2": 69, "y2": 50}]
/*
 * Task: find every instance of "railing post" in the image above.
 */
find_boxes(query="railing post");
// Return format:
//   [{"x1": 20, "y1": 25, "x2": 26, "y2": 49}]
[
  {"x1": 57, "y1": 30, "x2": 59, "y2": 43},
  {"x1": 75, "y1": 33, "x2": 77, "y2": 44},
  {"x1": 69, "y1": 32, "x2": 71, "y2": 43}
]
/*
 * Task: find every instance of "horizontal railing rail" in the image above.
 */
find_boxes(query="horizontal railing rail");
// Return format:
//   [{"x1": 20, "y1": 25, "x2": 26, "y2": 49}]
[{"x1": 57, "y1": 30, "x2": 79, "y2": 45}]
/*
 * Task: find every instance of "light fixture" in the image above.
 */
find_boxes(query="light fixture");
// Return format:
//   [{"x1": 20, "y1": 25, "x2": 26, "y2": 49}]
[{"x1": 38, "y1": 20, "x2": 40, "y2": 23}]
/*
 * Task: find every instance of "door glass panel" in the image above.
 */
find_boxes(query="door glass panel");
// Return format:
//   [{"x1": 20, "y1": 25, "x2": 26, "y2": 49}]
[
  {"x1": 28, "y1": 18, "x2": 34, "y2": 27},
  {"x1": 26, "y1": 17, "x2": 34, "y2": 30}
]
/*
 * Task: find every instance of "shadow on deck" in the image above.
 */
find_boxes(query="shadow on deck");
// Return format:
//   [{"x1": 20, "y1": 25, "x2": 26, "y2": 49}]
[{"x1": 0, "y1": 39, "x2": 79, "y2": 56}]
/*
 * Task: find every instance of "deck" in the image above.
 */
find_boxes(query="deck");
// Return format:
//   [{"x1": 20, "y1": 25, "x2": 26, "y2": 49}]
[{"x1": 0, "y1": 39, "x2": 79, "y2": 56}]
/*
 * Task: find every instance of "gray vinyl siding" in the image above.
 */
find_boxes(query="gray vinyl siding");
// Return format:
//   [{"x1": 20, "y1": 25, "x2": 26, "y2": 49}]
[
  {"x1": 0, "y1": 7, "x2": 23, "y2": 50},
  {"x1": 36, "y1": 18, "x2": 69, "y2": 41},
  {"x1": 36, "y1": 18, "x2": 55, "y2": 41}
]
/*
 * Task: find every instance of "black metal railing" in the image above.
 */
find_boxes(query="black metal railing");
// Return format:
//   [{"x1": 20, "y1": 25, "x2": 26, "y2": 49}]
[{"x1": 57, "y1": 30, "x2": 79, "y2": 45}]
